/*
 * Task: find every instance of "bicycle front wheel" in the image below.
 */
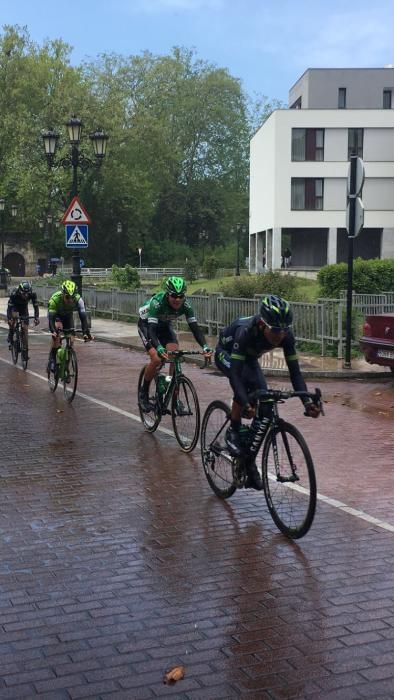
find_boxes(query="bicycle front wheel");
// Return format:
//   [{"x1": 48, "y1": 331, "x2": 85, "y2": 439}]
[
  {"x1": 63, "y1": 348, "x2": 78, "y2": 403},
  {"x1": 262, "y1": 421, "x2": 317, "y2": 539},
  {"x1": 137, "y1": 367, "x2": 161, "y2": 432},
  {"x1": 171, "y1": 376, "x2": 200, "y2": 452},
  {"x1": 200, "y1": 400, "x2": 236, "y2": 498},
  {"x1": 47, "y1": 350, "x2": 58, "y2": 392},
  {"x1": 21, "y1": 335, "x2": 28, "y2": 370},
  {"x1": 11, "y1": 331, "x2": 19, "y2": 365}
]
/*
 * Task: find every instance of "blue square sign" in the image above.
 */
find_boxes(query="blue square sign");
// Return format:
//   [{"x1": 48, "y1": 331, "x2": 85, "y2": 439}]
[{"x1": 65, "y1": 224, "x2": 89, "y2": 248}]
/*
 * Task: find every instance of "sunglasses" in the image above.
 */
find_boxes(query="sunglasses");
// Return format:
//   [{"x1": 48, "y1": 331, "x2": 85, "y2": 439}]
[
  {"x1": 169, "y1": 293, "x2": 185, "y2": 299},
  {"x1": 265, "y1": 323, "x2": 291, "y2": 334}
]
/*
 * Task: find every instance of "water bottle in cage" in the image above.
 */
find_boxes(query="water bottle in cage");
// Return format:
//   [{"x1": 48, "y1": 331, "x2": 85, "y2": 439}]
[{"x1": 157, "y1": 374, "x2": 171, "y2": 395}]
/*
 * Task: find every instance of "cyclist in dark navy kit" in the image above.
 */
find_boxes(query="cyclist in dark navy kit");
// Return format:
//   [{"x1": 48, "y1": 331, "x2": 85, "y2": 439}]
[
  {"x1": 215, "y1": 294, "x2": 320, "y2": 490},
  {"x1": 7, "y1": 281, "x2": 40, "y2": 350}
]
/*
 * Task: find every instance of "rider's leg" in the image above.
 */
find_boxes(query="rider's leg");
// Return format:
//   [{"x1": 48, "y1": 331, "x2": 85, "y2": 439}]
[{"x1": 7, "y1": 312, "x2": 17, "y2": 345}]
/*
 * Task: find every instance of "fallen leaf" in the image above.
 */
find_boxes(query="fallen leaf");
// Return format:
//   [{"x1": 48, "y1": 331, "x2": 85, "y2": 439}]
[
  {"x1": 56, "y1": 409, "x2": 64, "y2": 414},
  {"x1": 374, "y1": 392, "x2": 382, "y2": 396},
  {"x1": 163, "y1": 666, "x2": 185, "y2": 684}
]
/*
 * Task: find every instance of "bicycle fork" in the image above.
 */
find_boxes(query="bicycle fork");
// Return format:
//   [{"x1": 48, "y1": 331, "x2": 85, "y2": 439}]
[{"x1": 271, "y1": 425, "x2": 299, "y2": 483}]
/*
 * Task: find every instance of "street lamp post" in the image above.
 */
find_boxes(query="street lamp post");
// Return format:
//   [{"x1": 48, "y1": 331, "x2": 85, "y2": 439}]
[
  {"x1": 0, "y1": 199, "x2": 17, "y2": 290},
  {"x1": 42, "y1": 116, "x2": 108, "y2": 293},
  {"x1": 235, "y1": 223, "x2": 246, "y2": 276},
  {"x1": 117, "y1": 222, "x2": 122, "y2": 265},
  {"x1": 138, "y1": 247, "x2": 142, "y2": 268},
  {"x1": 198, "y1": 229, "x2": 208, "y2": 264}
]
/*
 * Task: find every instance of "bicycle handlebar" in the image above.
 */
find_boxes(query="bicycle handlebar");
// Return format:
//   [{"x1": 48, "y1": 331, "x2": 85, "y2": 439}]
[
  {"x1": 166, "y1": 350, "x2": 206, "y2": 358},
  {"x1": 248, "y1": 387, "x2": 324, "y2": 414}
]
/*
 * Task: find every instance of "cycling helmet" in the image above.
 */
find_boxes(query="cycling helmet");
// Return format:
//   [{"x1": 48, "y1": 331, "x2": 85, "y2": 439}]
[
  {"x1": 18, "y1": 281, "x2": 32, "y2": 294},
  {"x1": 61, "y1": 279, "x2": 77, "y2": 297},
  {"x1": 165, "y1": 276, "x2": 187, "y2": 295},
  {"x1": 260, "y1": 294, "x2": 293, "y2": 327}
]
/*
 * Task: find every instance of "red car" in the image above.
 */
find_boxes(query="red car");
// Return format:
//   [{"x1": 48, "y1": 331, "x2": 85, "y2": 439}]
[{"x1": 359, "y1": 313, "x2": 394, "y2": 373}]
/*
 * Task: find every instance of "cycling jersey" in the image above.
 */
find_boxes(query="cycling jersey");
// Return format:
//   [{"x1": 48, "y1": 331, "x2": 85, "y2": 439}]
[
  {"x1": 7, "y1": 288, "x2": 39, "y2": 321},
  {"x1": 216, "y1": 314, "x2": 308, "y2": 407},
  {"x1": 48, "y1": 290, "x2": 88, "y2": 334},
  {"x1": 138, "y1": 291, "x2": 206, "y2": 349}
]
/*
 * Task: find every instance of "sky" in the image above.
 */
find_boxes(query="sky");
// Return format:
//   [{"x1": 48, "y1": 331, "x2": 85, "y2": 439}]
[{"x1": 1, "y1": 0, "x2": 394, "y2": 103}]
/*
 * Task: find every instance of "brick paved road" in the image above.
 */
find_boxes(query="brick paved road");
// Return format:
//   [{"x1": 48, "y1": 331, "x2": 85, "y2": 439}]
[{"x1": 0, "y1": 329, "x2": 394, "y2": 699}]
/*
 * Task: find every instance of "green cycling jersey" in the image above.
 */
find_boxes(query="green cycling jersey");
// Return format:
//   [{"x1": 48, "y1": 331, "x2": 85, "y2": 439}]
[{"x1": 139, "y1": 291, "x2": 197, "y2": 325}]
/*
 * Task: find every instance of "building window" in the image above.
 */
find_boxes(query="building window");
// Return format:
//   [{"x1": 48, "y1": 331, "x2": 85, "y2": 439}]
[
  {"x1": 338, "y1": 87, "x2": 346, "y2": 108},
  {"x1": 290, "y1": 96, "x2": 302, "y2": 109},
  {"x1": 291, "y1": 178, "x2": 324, "y2": 210},
  {"x1": 348, "y1": 128, "x2": 363, "y2": 158},
  {"x1": 383, "y1": 89, "x2": 392, "y2": 109},
  {"x1": 291, "y1": 128, "x2": 324, "y2": 161}
]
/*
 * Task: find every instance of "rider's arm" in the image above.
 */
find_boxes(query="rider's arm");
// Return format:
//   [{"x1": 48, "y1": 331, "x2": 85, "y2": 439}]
[
  {"x1": 76, "y1": 297, "x2": 89, "y2": 335},
  {"x1": 188, "y1": 321, "x2": 207, "y2": 348},
  {"x1": 48, "y1": 312, "x2": 57, "y2": 333},
  {"x1": 283, "y1": 335, "x2": 310, "y2": 403},
  {"x1": 31, "y1": 292, "x2": 39, "y2": 319}
]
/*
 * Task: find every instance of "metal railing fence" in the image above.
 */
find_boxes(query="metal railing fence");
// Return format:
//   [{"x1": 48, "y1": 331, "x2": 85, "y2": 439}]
[{"x1": 35, "y1": 286, "x2": 394, "y2": 358}]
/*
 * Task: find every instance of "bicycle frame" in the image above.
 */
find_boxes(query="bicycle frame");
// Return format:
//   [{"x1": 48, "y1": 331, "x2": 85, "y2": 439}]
[{"x1": 155, "y1": 350, "x2": 202, "y2": 413}]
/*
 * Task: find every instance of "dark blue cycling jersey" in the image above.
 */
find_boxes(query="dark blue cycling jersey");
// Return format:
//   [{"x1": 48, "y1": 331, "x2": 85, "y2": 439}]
[{"x1": 216, "y1": 314, "x2": 308, "y2": 407}]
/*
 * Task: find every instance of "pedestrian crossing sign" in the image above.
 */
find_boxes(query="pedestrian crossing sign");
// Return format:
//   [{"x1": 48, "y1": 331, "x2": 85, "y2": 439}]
[{"x1": 65, "y1": 224, "x2": 89, "y2": 248}]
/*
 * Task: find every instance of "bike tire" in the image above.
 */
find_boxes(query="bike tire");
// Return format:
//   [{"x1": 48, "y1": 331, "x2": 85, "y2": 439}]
[
  {"x1": 137, "y1": 367, "x2": 161, "y2": 432},
  {"x1": 11, "y1": 330, "x2": 19, "y2": 365},
  {"x1": 200, "y1": 400, "x2": 237, "y2": 498},
  {"x1": 63, "y1": 348, "x2": 78, "y2": 403},
  {"x1": 262, "y1": 421, "x2": 317, "y2": 539},
  {"x1": 21, "y1": 335, "x2": 28, "y2": 370},
  {"x1": 47, "y1": 350, "x2": 59, "y2": 393},
  {"x1": 171, "y1": 375, "x2": 200, "y2": 453}
]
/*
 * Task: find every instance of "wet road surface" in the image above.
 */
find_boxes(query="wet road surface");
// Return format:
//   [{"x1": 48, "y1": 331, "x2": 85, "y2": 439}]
[{"x1": 0, "y1": 328, "x2": 394, "y2": 699}]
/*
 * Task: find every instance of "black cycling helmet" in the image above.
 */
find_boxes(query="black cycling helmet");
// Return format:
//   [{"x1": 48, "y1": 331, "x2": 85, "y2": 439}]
[
  {"x1": 18, "y1": 280, "x2": 32, "y2": 294},
  {"x1": 165, "y1": 276, "x2": 187, "y2": 295},
  {"x1": 260, "y1": 294, "x2": 293, "y2": 327}
]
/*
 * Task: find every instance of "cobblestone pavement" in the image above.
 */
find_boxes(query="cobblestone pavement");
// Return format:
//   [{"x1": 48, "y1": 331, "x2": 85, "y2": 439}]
[{"x1": 0, "y1": 327, "x2": 393, "y2": 699}]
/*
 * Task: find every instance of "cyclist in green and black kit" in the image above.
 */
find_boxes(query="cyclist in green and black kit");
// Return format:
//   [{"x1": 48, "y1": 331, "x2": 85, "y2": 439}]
[
  {"x1": 47, "y1": 280, "x2": 92, "y2": 374},
  {"x1": 138, "y1": 276, "x2": 212, "y2": 411}
]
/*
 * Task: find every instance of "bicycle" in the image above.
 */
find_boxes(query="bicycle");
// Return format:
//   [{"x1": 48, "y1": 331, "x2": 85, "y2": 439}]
[
  {"x1": 9, "y1": 315, "x2": 37, "y2": 370},
  {"x1": 47, "y1": 329, "x2": 79, "y2": 403},
  {"x1": 200, "y1": 388, "x2": 324, "y2": 539},
  {"x1": 137, "y1": 350, "x2": 204, "y2": 452}
]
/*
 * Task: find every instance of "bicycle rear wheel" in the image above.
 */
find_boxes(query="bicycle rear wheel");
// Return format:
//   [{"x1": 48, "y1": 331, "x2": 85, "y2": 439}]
[
  {"x1": 200, "y1": 400, "x2": 236, "y2": 498},
  {"x1": 262, "y1": 421, "x2": 316, "y2": 539},
  {"x1": 137, "y1": 367, "x2": 161, "y2": 432},
  {"x1": 11, "y1": 330, "x2": 19, "y2": 365},
  {"x1": 63, "y1": 348, "x2": 78, "y2": 403},
  {"x1": 171, "y1": 376, "x2": 200, "y2": 452},
  {"x1": 47, "y1": 350, "x2": 58, "y2": 392}
]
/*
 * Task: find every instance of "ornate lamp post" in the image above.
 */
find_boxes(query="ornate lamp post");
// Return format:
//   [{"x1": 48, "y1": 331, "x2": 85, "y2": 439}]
[
  {"x1": 232, "y1": 223, "x2": 246, "y2": 276},
  {"x1": 42, "y1": 116, "x2": 109, "y2": 293},
  {"x1": 198, "y1": 229, "x2": 208, "y2": 264},
  {"x1": 0, "y1": 199, "x2": 17, "y2": 289},
  {"x1": 117, "y1": 222, "x2": 122, "y2": 265}
]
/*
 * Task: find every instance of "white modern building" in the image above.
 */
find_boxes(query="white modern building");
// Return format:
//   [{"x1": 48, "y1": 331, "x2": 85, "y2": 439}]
[{"x1": 249, "y1": 68, "x2": 394, "y2": 272}]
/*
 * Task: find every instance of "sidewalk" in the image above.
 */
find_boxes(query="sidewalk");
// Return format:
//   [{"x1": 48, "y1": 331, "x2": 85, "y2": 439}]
[{"x1": 0, "y1": 297, "x2": 391, "y2": 379}]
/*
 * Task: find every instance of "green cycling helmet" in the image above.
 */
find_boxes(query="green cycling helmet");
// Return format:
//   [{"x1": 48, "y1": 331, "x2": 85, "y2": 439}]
[
  {"x1": 61, "y1": 279, "x2": 77, "y2": 297},
  {"x1": 165, "y1": 276, "x2": 187, "y2": 295}
]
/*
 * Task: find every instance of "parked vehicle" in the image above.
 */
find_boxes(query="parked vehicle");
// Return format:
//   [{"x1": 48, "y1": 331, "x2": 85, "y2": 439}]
[{"x1": 359, "y1": 313, "x2": 394, "y2": 372}]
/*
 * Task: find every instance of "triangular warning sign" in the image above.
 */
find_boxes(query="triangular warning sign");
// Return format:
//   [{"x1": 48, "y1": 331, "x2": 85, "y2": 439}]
[
  {"x1": 68, "y1": 226, "x2": 87, "y2": 245},
  {"x1": 61, "y1": 196, "x2": 91, "y2": 225}
]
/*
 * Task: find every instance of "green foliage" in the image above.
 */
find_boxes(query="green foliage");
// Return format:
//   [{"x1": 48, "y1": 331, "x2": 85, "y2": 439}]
[
  {"x1": 184, "y1": 258, "x2": 199, "y2": 282},
  {"x1": 318, "y1": 258, "x2": 394, "y2": 297},
  {"x1": 219, "y1": 272, "x2": 300, "y2": 300},
  {"x1": 203, "y1": 255, "x2": 219, "y2": 279},
  {"x1": 111, "y1": 264, "x2": 140, "y2": 290}
]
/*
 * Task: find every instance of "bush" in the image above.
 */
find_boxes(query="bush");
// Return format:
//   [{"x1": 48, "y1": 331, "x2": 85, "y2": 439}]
[
  {"x1": 203, "y1": 255, "x2": 219, "y2": 279},
  {"x1": 318, "y1": 258, "x2": 394, "y2": 297},
  {"x1": 111, "y1": 264, "x2": 140, "y2": 290},
  {"x1": 219, "y1": 271, "x2": 300, "y2": 300},
  {"x1": 184, "y1": 258, "x2": 199, "y2": 282}
]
